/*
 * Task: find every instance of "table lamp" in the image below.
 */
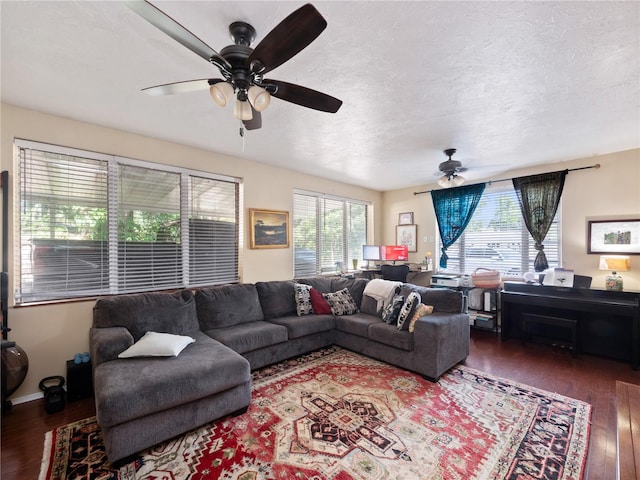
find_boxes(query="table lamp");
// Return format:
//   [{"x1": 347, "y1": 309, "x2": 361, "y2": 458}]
[{"x1": 599, "y1": 255, "x2": 631, "y2": 291}]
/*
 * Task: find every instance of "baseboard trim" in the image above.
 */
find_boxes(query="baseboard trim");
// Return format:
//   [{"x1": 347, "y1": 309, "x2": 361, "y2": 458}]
[{"x1": 10, "y1": 391, "x2": 44, "y2": 405}]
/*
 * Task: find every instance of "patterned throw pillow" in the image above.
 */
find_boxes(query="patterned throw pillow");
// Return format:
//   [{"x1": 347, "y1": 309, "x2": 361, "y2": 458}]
[
  {"x1": 294, "y1": 283, "x2": 313, "y2": 316},
  {"x1": 397, "y1": 291, "x2": 421, "y2": 331},
  {"x1": 381, "y1": 294, "x2": 405, "y2": 325},
  {"x1": 322, "y1": 288, "x2": 359, "y2": 316},
  {"x1": 408, "y1": 303, "x2": 435, "y2": 333}
]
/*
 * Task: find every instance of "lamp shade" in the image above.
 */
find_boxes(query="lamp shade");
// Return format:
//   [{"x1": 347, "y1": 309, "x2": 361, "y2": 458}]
[
  {"x1": 599, "y1": 255, "x2": 631, "y2": 272},
  {"x1": 248, "y1": 86, "x2": 271, "y2": 112},
  {"x1": 233, "y1": 99, "x2": 253, "y2": 120},
  {"x1": 209, "y1": 82, "x2": 234, "y2": 107},
  {"x1": 437, "y1": 175, "x2": 450, "y2": 188}
]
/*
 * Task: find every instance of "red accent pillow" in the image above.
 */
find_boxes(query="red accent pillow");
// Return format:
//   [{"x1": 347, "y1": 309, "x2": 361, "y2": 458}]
[{"x1": 309, "y1": 287, "x2": 332, "y2": 315}]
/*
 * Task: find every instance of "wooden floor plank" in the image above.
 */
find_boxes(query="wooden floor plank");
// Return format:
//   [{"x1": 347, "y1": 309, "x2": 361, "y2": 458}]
[
  {"x1": 616, "y1": 381, "x2": 640, "y2": 480},
  {"x1": 1, "y1": 330, "x2": 639, "y2": 480}
]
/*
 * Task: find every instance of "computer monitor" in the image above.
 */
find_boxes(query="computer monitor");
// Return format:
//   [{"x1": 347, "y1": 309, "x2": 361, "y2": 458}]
[
  {"x1": 362, "y1": 245, "x2": 381, "y2": 268},
  {"x1": 381, "y1": 245, "x2": 409, "y2": 262}
]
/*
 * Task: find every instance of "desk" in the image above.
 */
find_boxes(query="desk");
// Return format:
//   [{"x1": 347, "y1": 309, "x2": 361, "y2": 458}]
[{"x1": 501, "y1": 282, "x2": 640, "y2": 369}]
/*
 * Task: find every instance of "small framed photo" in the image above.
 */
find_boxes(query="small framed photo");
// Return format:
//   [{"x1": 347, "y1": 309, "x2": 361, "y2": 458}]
[
  {"x1": 587, "y1": 219, "x2": 640, "y2": 254},
  {"x1": 398, "y1": 212, "x2": 414, "y2": 225},
  {"x1": 396, "y1": 224, "x2": 417, "y2": 252},
  {"x1": 249, "y1": 208, "x2": 290, "y2": 249}
]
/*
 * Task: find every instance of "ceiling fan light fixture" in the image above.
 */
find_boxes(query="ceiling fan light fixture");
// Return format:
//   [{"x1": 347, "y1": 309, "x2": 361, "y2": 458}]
[
  {"x1": 452, "y1": 175, "x2": 465, "y2": 186},
  {"x1": 437, "y1": 175, "x2": 451, "y2": 188},
  {"x1": 248, "y1": 85, "x2": 271, "y2": 112},
  {"x1": 234, "y1": 99, "x2": 253, "y2": 120},
  {"x1": 209, "y1": 82, "x2": 234, "y2": 107}
]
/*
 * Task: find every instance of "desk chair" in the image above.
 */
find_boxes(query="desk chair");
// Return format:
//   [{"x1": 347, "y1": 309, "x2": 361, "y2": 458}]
[{"x1": 380, "y1": 264, "x2": 410, "y2": 282}]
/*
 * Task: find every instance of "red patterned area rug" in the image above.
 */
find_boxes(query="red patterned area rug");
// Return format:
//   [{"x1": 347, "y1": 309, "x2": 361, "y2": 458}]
[{"x1": 40, "y1": 346, "x2": 591, "y2": 480}]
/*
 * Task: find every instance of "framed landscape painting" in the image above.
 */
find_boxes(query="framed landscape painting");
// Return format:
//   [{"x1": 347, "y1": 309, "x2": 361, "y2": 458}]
[
  {"x1": 587, "y1": 219, "x2": 640, "y2": 254},
  {"x1": 250, "y1": 209, "x2": 290, "y2": 249}
]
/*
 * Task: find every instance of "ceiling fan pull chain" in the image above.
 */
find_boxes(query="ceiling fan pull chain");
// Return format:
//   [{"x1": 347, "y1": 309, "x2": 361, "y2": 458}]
[{"x1": 239, "y1": 123, "x2": 246, "y2": 151}]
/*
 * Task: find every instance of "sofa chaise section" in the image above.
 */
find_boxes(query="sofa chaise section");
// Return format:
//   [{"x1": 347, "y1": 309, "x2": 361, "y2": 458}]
[{"x1": 90, "y1": 290, "x2": 251, "y2": 463}]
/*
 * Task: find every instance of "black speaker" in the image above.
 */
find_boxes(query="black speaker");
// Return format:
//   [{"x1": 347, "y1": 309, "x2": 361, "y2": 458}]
[{"x1": 66, "y1": 360, "x2": 93, "y2": 402}]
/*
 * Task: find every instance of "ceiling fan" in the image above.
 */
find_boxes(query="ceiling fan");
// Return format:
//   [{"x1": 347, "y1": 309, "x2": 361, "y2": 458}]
[
  {"x1": 125, "y1": 1, "x2": 343, "y2": 132},
  {"x1": 436, "y1": 148, "x2": 467, "y2": 187}
]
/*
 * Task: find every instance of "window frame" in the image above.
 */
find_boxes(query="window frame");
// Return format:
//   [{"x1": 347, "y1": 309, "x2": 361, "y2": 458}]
[{"x1": 14, "y1": 139, "x2": 241, "y2": 305}]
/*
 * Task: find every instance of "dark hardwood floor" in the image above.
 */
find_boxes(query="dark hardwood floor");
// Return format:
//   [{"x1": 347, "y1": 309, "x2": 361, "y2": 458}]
[{"x1": 2, "y1": 330, "x2": 639, "y2": 480}]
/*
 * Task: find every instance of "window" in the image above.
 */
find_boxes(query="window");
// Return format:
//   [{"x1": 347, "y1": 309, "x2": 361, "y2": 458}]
[
  {"x1": 293, "y1": 191, "x2": 369, "y2": 277},
  {"x1": 16, "y1": 140, "x2": 239, "y2": 304},
  {"x1": 437, "y1": 184, "x2": 560, "y2": 275}
]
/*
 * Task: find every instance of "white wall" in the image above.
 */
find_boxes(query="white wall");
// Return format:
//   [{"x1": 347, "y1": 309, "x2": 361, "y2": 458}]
[
  {"x1": 382, "y1": 149, "x2": 640, "y2": 289},
  {"x1": 2, "y1": 103, "x2": 638, "y2": 401},
  {"x1": 0, "y1": 104, "x2": 382, "y2": 400}
]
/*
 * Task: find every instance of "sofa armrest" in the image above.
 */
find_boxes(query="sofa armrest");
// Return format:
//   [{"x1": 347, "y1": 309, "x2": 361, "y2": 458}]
[
  {"x1": 411, "y1": 312, "x2": 470, "y2": 380},
  {"x1": 90, "y1": 326, "x2": 134, "y2": 366}
]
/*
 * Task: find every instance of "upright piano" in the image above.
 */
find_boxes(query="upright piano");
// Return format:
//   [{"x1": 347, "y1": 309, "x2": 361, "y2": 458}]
[{"x1": 501, "y1": 281, "x2": 640, "y2": 369}]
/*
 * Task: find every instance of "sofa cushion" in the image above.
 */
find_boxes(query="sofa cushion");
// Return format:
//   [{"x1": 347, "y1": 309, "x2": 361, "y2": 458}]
[
  {"x1": 294, "y1": 283, "x2": 314, "y2": 316},
  {"x1": 399, "y1": 285, "x2": 463, "y2": 313},
  {"x1": 94, "y1": 332, "x2": 249, "y2": 427},
  {"x1": 368, "y1": 323, "x2": 414, "y2": 351},
  {"x1": 204, "y1": 321, "x2": 288, "y2": 354},
  {"x1": 295, "y1": 276, "x2": 334, "y2": 293},
  {"x1": 323, "y1": 288, "x2": 359, "y2": 315},
  {"x1": 397, "y1": 291, "x2": 421, "y2": 331},
  {"x1": 93, "y1": 290, "x2": 198, "y2": 341},
  {"x1": 360, "y1": 295, "x2": 380, "y2": 316},
  {"x1": 335, "y1": 313, "x2": 383, "y2": 337},
  {"x1": 195, "y1": 284, "x2": 264, "y2": 330},
  {"x1": 310, "y1": 287, "x2": 332, "y2": 314},
  {"x1": 330, "y1": 277, "x2": 368, "y2": 307},
  {"x1": 267, "y1": 314, "x2": 335, "y2": 339},
  {"x1": 255, "y1": 281, "x2": 297, "y2": 319}
]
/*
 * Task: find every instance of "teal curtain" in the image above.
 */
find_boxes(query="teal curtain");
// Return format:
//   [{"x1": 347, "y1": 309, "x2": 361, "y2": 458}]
[
  {"x1": 512, "y1": 170, "x2": 567, "y2": 272},
  {"x1": 431, "y1": 183, "x2": 486, "y2": 268}
]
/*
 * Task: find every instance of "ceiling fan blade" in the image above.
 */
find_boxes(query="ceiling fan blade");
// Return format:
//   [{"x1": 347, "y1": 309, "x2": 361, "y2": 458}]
[
  {"x1": 125, "y1": 1, "x2": 231, "y2": 71},
  {"x1": 265, "y1": 79, "x2": 342, "y2": 113},
  {"x1": 248, "y1": 4, "x2": 327, "y2": 75},
  {"x1": 142, "y1": 79, "x2": 223, "y2": 96},
  {"x1": 243, "y1": 109, "x2": 262, "y2": 130}
]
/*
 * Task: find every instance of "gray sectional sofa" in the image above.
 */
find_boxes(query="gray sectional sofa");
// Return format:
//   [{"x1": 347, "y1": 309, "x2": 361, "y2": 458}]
[{"x1": 90, "y1": 276, "x2": 469, "y2": 463}]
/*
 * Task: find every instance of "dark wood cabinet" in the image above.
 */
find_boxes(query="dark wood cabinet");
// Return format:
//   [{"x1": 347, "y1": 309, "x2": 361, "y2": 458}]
[{"x1": 501, "y1": 281, "x2": 640, "y2": 369}]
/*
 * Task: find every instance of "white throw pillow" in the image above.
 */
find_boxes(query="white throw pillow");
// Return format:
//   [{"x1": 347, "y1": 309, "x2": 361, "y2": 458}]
[{"x1": 118, "y1": 331, "x2": 196, "y2": 358}]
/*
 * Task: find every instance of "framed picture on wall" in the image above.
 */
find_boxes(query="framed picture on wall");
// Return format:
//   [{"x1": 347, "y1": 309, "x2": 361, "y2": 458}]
[
  {"x1": 398, "y1": 212, "x2": 414, "y2": 225},
  {"x1": 396, "y1": 224, "x2": 417, "y2": 252},
  {"x1": 587, "y1": 219, "x2": 640, "y2": 254},
  {"x1": 249, "y1": 209, "x2": 290, "y2": 249}
]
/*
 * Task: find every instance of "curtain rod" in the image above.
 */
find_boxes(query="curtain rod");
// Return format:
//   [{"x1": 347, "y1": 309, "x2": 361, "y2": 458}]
[{"x1": 413, "y1": 163, "x2": 600, "y2": 195}]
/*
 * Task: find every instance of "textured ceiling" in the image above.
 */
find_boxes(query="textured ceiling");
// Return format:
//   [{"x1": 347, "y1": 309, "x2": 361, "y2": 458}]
[{"x1": 1, "y1": 1, "x2": 639, "y2": 191}]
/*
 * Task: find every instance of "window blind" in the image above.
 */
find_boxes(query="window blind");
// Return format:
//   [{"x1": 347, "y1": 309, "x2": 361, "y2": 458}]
[
  {"x1": 188, "y1": 175, "x2": 239, "y2": 285},
  {"x1": 15, "y1": 140, "x2": 240, "y2": 304},
  {"x1": 17, "y1": 146, "x2": 110, "y2": 302},
  {"x1": 293, "y1": 191, "x2": 369, "y2": 276},
  {"x1": 437, "y1": 184, "x2": 560, "y2": 276}
]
